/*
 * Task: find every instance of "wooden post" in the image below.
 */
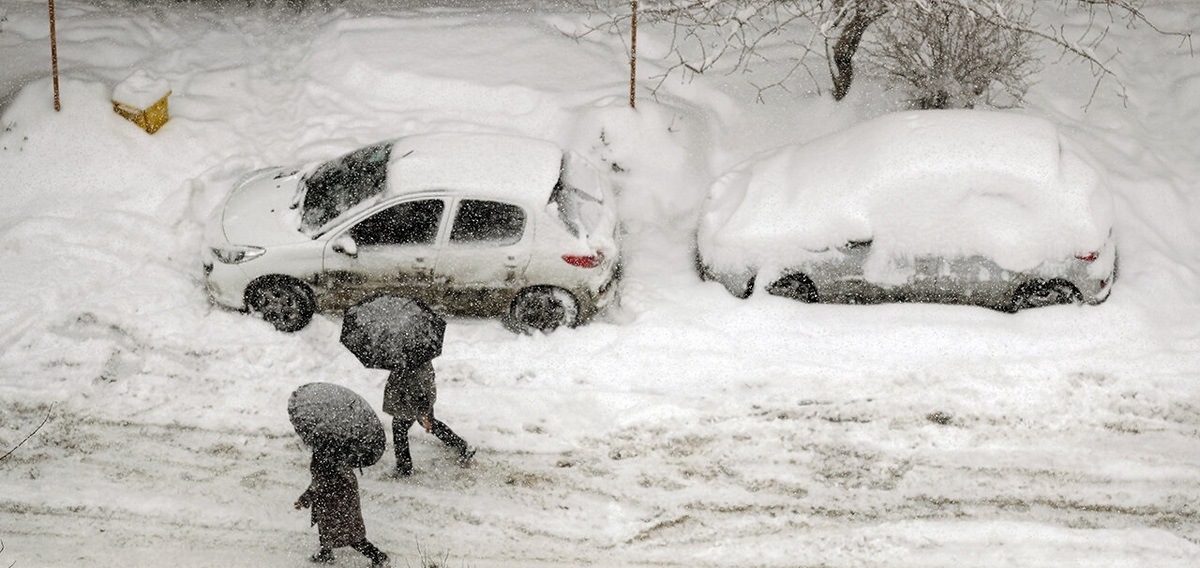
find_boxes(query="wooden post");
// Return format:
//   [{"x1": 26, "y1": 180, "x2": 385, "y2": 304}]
[
  {"x1": 629, "y1": 0, "x2": 637, "y2": 109},
  {"x1": 48, "y1": 0, "x2": 60, "y2": 111}
]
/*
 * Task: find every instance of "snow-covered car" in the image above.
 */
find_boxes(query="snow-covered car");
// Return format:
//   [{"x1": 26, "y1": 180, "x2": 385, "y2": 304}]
[
  {"x1": 202, "y1": 132, "x2": 622, "y2": 333},
  {"x1": 695, "y1": 110, "x2": 1118, "y2": 312}
]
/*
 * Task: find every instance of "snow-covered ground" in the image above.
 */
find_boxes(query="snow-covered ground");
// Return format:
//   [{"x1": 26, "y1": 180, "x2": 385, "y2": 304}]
[{"x1": 1, "y1": 1, "x2": 1198, "y2": 566}]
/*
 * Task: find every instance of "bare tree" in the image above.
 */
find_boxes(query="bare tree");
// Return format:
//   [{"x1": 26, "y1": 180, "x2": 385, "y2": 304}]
[
  {"x1": 827, "y1": 0, "x2": 886, "y2": 101},
  {"x1": 576, "y1": 0, "x2": 1192, "y2": 105},
  {"x1": 866, "y1": 0, "x2": 1040, "y2": 109},
  {"x1": 574, "y1": 1, "x2": 828, "y2": 102}
]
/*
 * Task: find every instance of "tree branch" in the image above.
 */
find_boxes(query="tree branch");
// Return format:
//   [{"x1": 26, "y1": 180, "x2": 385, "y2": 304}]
[
  {"x1": 0, "y1": 405, "x2": 53, "y2": 464},
  {"x1": 573, "y1": 0, "x2": 1193, "y2": 106}
]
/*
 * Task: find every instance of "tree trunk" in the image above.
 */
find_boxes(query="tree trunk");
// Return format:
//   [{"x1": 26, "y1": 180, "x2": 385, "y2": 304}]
[{"x1": 831, "y1": 3, "x2": 885, "y2": 101}]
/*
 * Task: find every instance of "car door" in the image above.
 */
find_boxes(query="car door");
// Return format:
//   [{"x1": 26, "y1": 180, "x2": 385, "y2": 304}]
[
  {"x1": 433, "y1": 198, "x2": 533, "y2": 316},
  {"x1": 906, "y1": 254, "x2": 943, "y2": 303},
  {"x1": 318, "y1": 198, "x2": 447, "y2": 311},
  {"x1": 856, "y1": 248, "x2": 940, "y2": 304},
  {"x1": 934, "y1": 254, "x2": 1012, "y2": 308},
  {"x1": 828, "y1": 239, "x2": 884, "y2": 303}
]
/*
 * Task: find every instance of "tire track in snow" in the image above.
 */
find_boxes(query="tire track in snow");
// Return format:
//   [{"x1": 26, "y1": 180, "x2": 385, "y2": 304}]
[{"x1": 3, "y1": 394, "x2": 1200, "y2": 566}]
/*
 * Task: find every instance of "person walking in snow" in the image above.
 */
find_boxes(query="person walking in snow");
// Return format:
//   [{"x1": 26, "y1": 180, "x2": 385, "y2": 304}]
[
  {"x1": 383, "y1": 359, "x2": 474, "y2": 477},
  {"x1": 294, "y1": 452, "x2": 390, "y2": 567}
]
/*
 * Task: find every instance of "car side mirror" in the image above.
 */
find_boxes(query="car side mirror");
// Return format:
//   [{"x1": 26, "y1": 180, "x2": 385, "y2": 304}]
[{"x1": 332, "y1": 235, "x2": 358, "y2": 258}]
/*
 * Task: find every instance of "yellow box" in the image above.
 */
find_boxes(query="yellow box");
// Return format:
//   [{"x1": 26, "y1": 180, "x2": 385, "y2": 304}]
[
  {"x1": 113, "y1": 70, "x2": 171, "y2": 134},
  {"x1": 113, "y1": 91, "x2": 171, "y2": 134}
]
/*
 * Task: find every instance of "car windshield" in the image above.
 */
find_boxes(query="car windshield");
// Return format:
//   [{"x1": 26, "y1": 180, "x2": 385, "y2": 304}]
[
  {"x1": 298, "y1": 141, "x2": 393, "y2": 234},
  {"x1": 550, "y1": 153, "x2": 607, "y2": 238}
]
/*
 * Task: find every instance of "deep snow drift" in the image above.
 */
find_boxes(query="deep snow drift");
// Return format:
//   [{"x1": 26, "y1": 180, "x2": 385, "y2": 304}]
[{"x1": 0, "y1": 1, "x2": 1198, "y2": 567}]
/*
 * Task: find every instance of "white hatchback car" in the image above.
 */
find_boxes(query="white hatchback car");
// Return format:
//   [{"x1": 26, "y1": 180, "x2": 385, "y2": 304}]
[
  {"x1": 696, "y1": 110, "x2": 1118, "y2": 312},
  {"x1": 202, "y1": 132, "x2": 622, "y2": 333}
]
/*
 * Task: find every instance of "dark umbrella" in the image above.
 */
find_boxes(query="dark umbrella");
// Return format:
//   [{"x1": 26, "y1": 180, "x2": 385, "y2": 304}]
[
  {"x1": 288, "y1": 382, "x2": 385, "y2": 469},
  {"x1": 340, "y1": 295, "x2": 446, "y2": 372}
]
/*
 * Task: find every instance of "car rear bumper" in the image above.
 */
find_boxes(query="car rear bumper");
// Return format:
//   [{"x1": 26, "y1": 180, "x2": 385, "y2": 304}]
[
  {"x1": 203, "y1": 259, "x2": 250, "y2": 310},
  {"x1": 576, "y1": 265, "x2": 622, "y2": 321}
]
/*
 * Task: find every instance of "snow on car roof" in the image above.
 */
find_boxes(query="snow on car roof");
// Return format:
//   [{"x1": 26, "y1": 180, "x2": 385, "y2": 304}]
[
  {"x1": 385, "y1": 132, "x2": 563, "y2": 204},
  {"x1": 701, "y1": 110, "x2": 1115, "y2": 275}
]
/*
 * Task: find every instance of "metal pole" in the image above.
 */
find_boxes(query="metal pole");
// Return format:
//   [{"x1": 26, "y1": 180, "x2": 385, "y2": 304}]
[
  {"x1": 49, "y1": 0, "x2": 61, "y2": 111},
  {"x1": 630, "y1": 0, "x2": 637, "y2": 109}
]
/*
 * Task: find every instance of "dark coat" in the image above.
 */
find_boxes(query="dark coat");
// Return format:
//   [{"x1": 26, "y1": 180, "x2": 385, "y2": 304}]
[
  {"x1": 382, "y1": 361, "x2": 437, "y2": 421},
  {"x1": 297, "y1": 455, "x2": 367, "y2": 548}
]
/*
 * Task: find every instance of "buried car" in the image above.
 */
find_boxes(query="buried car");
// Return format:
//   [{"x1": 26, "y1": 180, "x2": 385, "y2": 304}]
[
  {"x1": 202, "y1": 132, "x2": 621, "y2": 333},
  {"x1": 695, "y1": 110, "x2": 1117, "y2": 312}
]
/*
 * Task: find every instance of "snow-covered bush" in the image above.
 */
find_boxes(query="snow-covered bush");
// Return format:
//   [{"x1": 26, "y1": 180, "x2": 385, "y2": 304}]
[{"x1": 864, "y1": 0, "x2": 1039, "y2": 109}]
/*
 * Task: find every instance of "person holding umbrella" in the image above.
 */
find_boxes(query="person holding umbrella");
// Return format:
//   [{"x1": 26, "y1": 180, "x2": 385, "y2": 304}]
[
  {"x1": 289, "y1": 383, "x2": 391, "y2": 567},
  {"x1": 383, "y1": 358, "x2": 475, "y2": 477},
  {"x1": 294, "y1": 452, "x2": 391, "y2": 566},
  {"x1": 340, "y1": 295, "x2": 475, "y2": 477}
]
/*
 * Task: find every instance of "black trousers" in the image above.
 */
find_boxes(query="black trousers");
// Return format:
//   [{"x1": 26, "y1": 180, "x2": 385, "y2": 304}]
[
  {"x1": 393, "y1": 417, "x2": 467, "y2": 473},
  {"x1": 317, "y1": 539, "x2": 387, "y2": 564}
]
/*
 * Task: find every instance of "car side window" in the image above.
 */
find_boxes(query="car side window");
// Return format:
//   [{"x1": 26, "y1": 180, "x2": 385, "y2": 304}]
[
  {"x1": 350, "y1": 199, "x2": 444, "y2": 246},
  {"x1": 449, "y1": 200, "x2": 526, "y2": 246}
]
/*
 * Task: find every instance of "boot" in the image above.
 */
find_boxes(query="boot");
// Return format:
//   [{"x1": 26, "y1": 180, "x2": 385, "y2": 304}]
[
  {"x1": 309, "y1": 548, "x2": 334, "y2": 564},
  {"x1": 458, "y1": 445, "x2": 476, "y2": 468}
]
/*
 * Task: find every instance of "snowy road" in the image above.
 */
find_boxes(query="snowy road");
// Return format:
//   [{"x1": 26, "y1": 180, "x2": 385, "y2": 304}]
[{"x1": 4, "y1": 388, "x2": 1198, "y2": 566}]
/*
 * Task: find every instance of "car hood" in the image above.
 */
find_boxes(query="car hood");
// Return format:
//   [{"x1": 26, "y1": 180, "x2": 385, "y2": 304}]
[{"x1": 218, "y1": 167, "x2": 310, "y2": 246}]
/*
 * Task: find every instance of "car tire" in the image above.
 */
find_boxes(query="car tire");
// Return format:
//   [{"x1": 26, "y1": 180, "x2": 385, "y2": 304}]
[
  {"x1": 245, "y1": 276, "x2": 316, "y2": 332},
  {"x1": 506, "y1": 287, "x2": 579, "y2": 334},
  {"x1": 729, "y1": 274, "x2": 756, "y2": 299},
  {"x1": 1008, "y1": 278, "x2": 1081, "y2": 312},
  {"x1": 765, "y1": 272, "x2": 819, "y2": 303}
]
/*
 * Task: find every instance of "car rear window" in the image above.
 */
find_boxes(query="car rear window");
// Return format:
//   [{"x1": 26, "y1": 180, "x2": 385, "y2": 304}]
[
  {"x1": 449, "y1": 200, "x2": 526, "y2": 246},
  {"x1": 550, "y1": 153, "x2": 607, "y2": 238},
  {"x1": 299, "y1": 141, "x2": 392, "y2": 233}
]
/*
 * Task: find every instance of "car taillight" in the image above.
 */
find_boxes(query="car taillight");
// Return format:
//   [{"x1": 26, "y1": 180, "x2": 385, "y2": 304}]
[
  {"x1": 1076, "y1": 252, "x2": 1099, "y2": 262},
  {"x1": 562, "y1": 251, "x2": 604, "y2": 268}
]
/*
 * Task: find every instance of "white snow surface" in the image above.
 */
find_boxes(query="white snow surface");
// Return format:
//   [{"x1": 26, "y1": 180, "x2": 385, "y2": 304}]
[
  {"x1": 1, "y1": 1, "x2": 1198, "y2": 567},
  {"x1": 385, "y1": 133, "x2": 563, "y2": 203},
  {"x1": 111, "y1": 69, "x2": 171, "y2": 109}
]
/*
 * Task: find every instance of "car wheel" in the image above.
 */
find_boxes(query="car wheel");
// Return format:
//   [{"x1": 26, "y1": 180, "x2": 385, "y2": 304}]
[
  {"x1": 765, "y1": 272, "x2": 818, "y2": 303},
  {"x1": 1009, "y1": 278, "x2": 1082, "y2": 312},
  {"x1": 245, "y1": 276, "x2": 316, "y2": 332},
  {"x1": 507, "y1": 287, "x2": 579, "y2": 334},
  {"x1": 730, "y1": 274, "x2": 756, "y2": 299}
]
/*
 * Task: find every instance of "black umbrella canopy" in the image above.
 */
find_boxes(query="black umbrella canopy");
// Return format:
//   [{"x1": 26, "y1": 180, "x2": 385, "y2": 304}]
[
  {"x1": 340, "y1": 295, "x2": 446, "y2": 372},
  {"x1": 288, "y1": 382, "x2": 385, "y2": 469}
]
